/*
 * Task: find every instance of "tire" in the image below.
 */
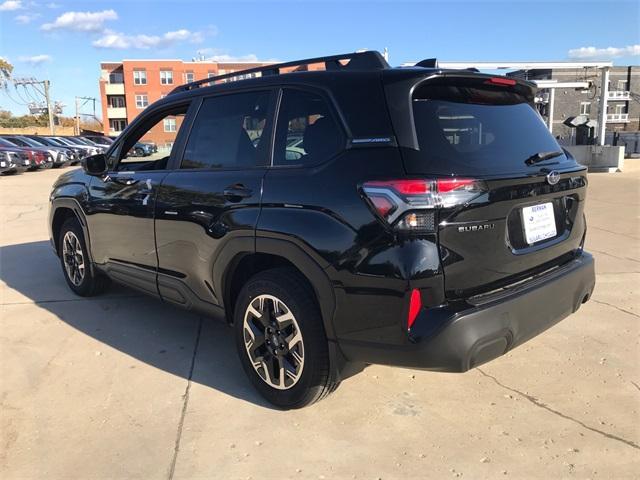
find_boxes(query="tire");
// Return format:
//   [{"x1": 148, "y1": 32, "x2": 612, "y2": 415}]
[
  {"x1": 234, "y1": 268, "x2": 339, "y2": 409},
  {"x1": 134, "y1": 147, "x2": 144, "y2": 157},
  {"x1": 58, "y1": 217, "x2": 109, "y2": 296}
]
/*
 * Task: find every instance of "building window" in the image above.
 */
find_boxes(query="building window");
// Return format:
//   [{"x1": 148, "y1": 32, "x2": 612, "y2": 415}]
[
  {"x1": 617, "y1": 80, "x2": 628, "y2": 91},
  {"x1": 135, "y1": 95, "x2": 149, "y2": 109},
  {"x1": 164, "y1": 117, "x2": 177, "y2": 132},
  {"x1": 579, "y1": 102, "x2": 591, "y2": 115},
  {"x1": 160, "y1": 70, "x2": 173, "y2": 85},
  {"x1": 614, "y1": 104, "x2": 626, "y2": 115},
  {"x1": 207, "y1": 72, "x2": 216, "y2": 78},
  {"x1": 185, "y1": 72, "x2": 194, "y2": 83},
  {"x1": 109, "y1": 96, "x2": 125, "y2": 108},
  {"x1": 109, "y1": 119, "x2": 127, "y2": 132},
  {"x1": 133, "y1": 70, "x2": 147, "y2": 85},
  {"x1": 109, "y1": 72, "x2": 123, "y2": 84}
]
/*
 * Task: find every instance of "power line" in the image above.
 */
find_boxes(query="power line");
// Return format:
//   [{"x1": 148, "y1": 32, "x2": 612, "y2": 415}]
[{"x1": 13, "y1": 77, "x2": 56, "y2": 134}]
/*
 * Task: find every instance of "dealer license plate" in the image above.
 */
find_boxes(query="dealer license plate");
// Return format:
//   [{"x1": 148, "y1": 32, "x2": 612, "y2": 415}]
[{"x1": 522, "y1": 202, "x2": 557, "y2": 245}]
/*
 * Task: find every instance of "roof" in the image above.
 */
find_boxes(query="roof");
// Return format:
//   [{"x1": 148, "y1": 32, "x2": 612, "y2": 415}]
[{"x1": 402, "y1": 61, "x2": 614, "y2": 69}]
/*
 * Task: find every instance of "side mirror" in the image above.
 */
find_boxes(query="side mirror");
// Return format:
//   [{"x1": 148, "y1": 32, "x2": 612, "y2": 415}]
[{"x1": 83, "y1": 153, "x2": 107, "y2": 176}]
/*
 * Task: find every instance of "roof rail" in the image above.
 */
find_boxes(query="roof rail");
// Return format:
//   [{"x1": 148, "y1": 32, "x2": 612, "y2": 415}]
[{"x1": 168, "y1": 50, "x2": 390, "y2": 96}]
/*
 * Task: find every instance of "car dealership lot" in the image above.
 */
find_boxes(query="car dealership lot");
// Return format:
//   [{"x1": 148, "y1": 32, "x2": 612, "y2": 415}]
[{"x1": 1, "y1": 167, "x2": 638, "y2": 479}]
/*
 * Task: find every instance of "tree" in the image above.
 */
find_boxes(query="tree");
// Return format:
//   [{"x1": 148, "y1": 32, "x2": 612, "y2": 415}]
[{"x1": 0, "y1": 58, "x2": 13, "y2": 89}]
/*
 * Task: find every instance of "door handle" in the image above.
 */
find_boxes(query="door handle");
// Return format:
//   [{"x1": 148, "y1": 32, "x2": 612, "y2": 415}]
[
  {"x1": 113, "y1": 176, "x2": 139, "y2": 186},
  {"x1": 223, "y1": 184, "x2": 252, "y2": 199}
]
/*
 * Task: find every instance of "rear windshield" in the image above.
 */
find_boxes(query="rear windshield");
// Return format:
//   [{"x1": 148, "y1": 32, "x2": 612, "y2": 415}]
[{"x1": 408, "y1": 82, "x2": 573, "y2": 175}]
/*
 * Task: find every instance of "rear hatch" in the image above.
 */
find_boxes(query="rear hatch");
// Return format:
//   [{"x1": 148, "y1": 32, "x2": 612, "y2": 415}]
[{"x1": 387, "y1": 73, "x2": 587, "y2": 298}]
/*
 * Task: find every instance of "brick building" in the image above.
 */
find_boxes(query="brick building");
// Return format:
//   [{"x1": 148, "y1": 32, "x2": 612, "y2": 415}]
[
  {"x1": 509, "y1": 66, "x2": 639, "y2": 143},
  {"x1": 98, "y1": 58, "x2": 273, "y2": 143}
]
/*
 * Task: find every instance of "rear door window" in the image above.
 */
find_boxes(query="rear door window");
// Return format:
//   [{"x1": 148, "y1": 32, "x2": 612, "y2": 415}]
[{"x1": 181, "y1": 91, "x2": 271, "y2": 169}]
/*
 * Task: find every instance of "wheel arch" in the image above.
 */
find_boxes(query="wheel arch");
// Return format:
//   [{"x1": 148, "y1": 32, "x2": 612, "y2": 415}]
[
  {"x1": 50, "y1": 198, "x2": 92, "y2": 262},
  {"x1": 218, "y1": 238, "x2": 337, "y2": 341}
]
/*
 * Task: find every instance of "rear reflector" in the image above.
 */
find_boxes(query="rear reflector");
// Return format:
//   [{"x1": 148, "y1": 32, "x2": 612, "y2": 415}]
[{"x1": 408, "y1": 289, "x2": 421, "y2": 330}]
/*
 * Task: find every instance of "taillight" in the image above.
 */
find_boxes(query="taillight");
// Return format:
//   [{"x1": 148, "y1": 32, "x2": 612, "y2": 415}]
[{"x1": 362, "y1": 178, "x2": 486, "y2": 232}]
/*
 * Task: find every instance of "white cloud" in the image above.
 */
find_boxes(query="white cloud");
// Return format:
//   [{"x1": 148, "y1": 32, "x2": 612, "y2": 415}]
[
  {"x1": 18, "y1": 54, "x2": 52, "y2": 65},
  {"x1": 41, "y1": 9, "x2": 117, "y2": 32},
  {"x1": 568, "y1": 44, "x2": 640, "y2": 60},
  {"x1": 46, "y1": 2, "x2": 60, "y2": 7},
  {"x1": 93, "y1": 28, "x2": 205, "y2": 49},
  {"x1": 208, "y1": 54, "x2": 260, "y2": 62},
  {"x1": 195, "y1": 47, "x2": 267, "y2": 63},
  {"x1": 0, "y1": 0, "x2": 23, "y2": 11},
  {"x1": 15, "y1": 12, "x2": 39, "y2": 23}
]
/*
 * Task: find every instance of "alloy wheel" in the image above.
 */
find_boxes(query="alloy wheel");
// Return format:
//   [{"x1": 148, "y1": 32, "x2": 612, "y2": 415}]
[
  {"x1": 243, "y1": 294, "x2": 304, "y2": 390},
  {"x1": 62, "y1": 231, "x2": 85, "y2": 286}
]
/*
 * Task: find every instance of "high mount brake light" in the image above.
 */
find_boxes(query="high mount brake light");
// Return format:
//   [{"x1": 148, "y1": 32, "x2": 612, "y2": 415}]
[
  {"x1": 362, "y1": 178, "x2": 486, "y2": 232},
  {"x1": 486, "y1": 77, "x2": 516, "y2": 87}
]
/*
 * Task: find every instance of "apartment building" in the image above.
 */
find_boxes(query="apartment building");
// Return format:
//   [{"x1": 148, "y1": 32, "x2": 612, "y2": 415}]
[
  {"x1": 509, "y1": 66, "x2": 639, "y2": 143},
  {"x1": 99, "y1": 58, "x2": 272, "y2": 144}
]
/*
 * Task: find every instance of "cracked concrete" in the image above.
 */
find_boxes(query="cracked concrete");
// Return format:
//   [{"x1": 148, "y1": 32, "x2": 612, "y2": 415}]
[
  {"x1": 1, "y1": 164, "x2": 639, "y2": 479},
  {"x1": 476, "y1": 368, "x2": 639, "y2": 451}
]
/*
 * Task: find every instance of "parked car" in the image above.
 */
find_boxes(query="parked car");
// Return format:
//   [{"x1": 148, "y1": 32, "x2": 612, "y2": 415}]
[
  {"x1": 82, "y1": 135, "x2": 114, "y2": 147},
  {"x1": 35, "y1": 136, "x2": 87, "y2": 160},
  {"x1": 72, "y1": 136, "x2": 108, "y2": 152},
  {"x1": 127, "y1": 141, "x2": 154, "y2": 157},
  {"x1": 53, "y1": 136, "x2": 105, "y2": 155},
  {"x1": 0, "y1": 149, "x2": 18, "y2": 175},
  {"x1": 0, "y1": 137, "x2": 52, "y2": 170},
  {"x1": 49, "y1": 51, "x2": 595, "y2": 409},
  {"x1": 0, "y1": 147, "x2": 32, "y2": 174},
  {"x1": 2, "y1": 135, "x2": 74, "y2": 167}
]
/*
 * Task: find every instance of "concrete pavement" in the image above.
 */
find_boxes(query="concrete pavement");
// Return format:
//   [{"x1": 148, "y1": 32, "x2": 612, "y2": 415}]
[{"x1": 1, "y1": 165, "x2": 638, "y2": 479}]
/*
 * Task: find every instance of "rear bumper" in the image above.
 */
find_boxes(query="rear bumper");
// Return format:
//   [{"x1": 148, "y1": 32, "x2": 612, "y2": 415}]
[{"x1": 339, "y1": 252, "x2": 595, "y2": 372}]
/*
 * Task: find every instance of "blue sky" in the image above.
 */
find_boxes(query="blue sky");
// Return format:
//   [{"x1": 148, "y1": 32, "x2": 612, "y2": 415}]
[{"x1": 1, "y1": 0, "x2": 639, "y2": 117}]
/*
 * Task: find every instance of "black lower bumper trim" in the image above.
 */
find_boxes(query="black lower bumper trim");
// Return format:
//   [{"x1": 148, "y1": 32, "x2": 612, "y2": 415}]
[{"x1": 338, "y1": 253, "x2": 595, "y2": 372}]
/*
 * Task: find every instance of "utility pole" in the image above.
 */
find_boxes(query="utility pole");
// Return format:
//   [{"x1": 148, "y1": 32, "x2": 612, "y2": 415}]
[
  {"x1": 597, "y1": 67, "x2": 610, "y2": 146},
  {"x1": 44, "y1": 79, "x2": 55, "y2": 135},
  {"x1": 75, "y1": 96, "x2": 98, "y2": 134},
  {"x1": 75, "y1": 96, "x2": 80, "y2": 135},
  {"x1": 547, "y1": 88, "x2": 555, "y2": 133},
  {"x1": 14, "y1": 77, "x2": 57, "y2": 134}
]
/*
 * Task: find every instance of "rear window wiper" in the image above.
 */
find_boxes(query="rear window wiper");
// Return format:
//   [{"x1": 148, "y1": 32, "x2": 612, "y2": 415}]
[{"x1": 525, "y1": 150, "x2": 564, "y2": 166}]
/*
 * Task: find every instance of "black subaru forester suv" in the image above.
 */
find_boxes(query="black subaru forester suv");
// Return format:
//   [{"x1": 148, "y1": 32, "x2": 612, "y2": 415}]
[{"x1": 49, "y1": 52, "x2": 595, "y2": 408}]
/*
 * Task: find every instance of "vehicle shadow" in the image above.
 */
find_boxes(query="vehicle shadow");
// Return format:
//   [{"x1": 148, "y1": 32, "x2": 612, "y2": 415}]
[{"x1": 0, "y1": 240, "x2": 273, "y2": 409}]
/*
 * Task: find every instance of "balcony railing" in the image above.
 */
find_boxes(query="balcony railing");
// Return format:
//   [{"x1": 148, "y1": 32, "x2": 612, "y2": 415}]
[
  {"x1": 606, "y1": 113, "x2": 629, "y2": 123},
  {"x1": 105, "y1": 83, "x2": 125, "y2": 95},
  {"x1": 608, "y1": 90, "x2": 630, "y2": 100},
  {"x1": 107, "y1": 107, "x2": 127, "y2": 118}
]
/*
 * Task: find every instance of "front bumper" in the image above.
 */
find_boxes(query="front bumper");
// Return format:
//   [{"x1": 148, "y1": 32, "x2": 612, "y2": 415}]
[{"x1": 339, "y1": 252, "x2": 595, "y2": 372}]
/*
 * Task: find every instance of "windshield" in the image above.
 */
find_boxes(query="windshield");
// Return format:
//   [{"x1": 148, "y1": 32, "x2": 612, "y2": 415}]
[
  {"x1": 37, "y1": 138, "x2": 66, "y2": 147},
  {"x1": 18, "y1": 137, "x2": 47, "y2": 147},
  {"x1": 53, "y1": 137, "x2": 74, "y2": 146},
  {"x1": 89, "y1": 136, "x2": 113, "y2": 145},
  {"x1": 0, "y1": 137, "x2": 18, "y2": 147}
]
